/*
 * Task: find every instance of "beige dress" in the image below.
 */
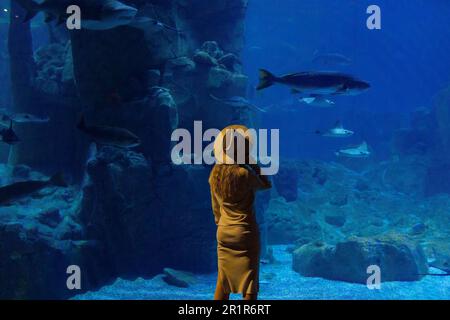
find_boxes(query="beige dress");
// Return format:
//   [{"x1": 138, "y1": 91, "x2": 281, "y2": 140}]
[{"x1": 209, "y1": 164, "x2": 271, "y2": 295}]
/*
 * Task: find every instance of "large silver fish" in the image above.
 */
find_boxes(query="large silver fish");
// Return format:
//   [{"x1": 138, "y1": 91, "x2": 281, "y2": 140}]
[
  {"x1": 257, "y1": 69, "x2": 370, "y2": 97},
  {"x1": 0, "y1": 172, "x2": 67, "y2": 204},
  {"x1": 0, "y1": 109, "x2": 49, "y2": 126},
  {"x1": 77, "y1": 115, "x2": 141, "y2": 148},
  {"x1": 14, "y1": 0, "x2": 139, "y2": 30}
]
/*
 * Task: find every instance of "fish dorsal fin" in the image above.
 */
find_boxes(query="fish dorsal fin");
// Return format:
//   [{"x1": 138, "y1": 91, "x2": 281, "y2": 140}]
[
  {"x1": 359, "y1": 141, "x2": 368, "y2": 151},
  {"x1": 334, "y1": 121, "x2": 343, "y2": 129}
]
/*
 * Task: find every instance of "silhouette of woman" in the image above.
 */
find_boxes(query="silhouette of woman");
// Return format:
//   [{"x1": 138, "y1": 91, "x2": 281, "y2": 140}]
[{"x1": 209, "y1": 125, "x2": 272, "y2": 300}]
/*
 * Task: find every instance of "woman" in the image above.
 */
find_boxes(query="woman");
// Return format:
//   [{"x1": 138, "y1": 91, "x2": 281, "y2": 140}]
[{"x1": 209, "y1": 125, "x2": 272, "y2": 300}]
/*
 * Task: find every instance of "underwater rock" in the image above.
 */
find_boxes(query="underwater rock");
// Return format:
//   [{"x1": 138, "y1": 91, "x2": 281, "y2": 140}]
[
  {"x1": 55, "y1": 216, "x2": 84, "y2": 240},
  {"x1": 168, "y1": 56, "x2": 196, "y2": 74},
  {"x1": 293, "y1": 235, "x2": 428, "y2": 283},
  {"x1": 0, "y1": 208, "x2": 104, "y2": 298},
  {"x1": 217, "y1": 53, "x2": 242, "y2": 73},
  {"x1": 80, "y1": 147, "x2": 155, "y2": 274},
  {"x1": 329, "y1": 193, "x2": 348, "y2": 207},
  {"x1": 162, "y1": 268, "x2": 197, "y2": 288},
  {"x1": 207, "y1": 67, "x2": 233, "y2": 89},
  {"x1": 37, "y1": 208, "x2": 62, "y2": 228},
  {"x1": 81, "y1": 148, "x2": 217, "y2": 277},
  {"x1": 324, "y1": 214, "x2": 346, "y2": 228},
  {"x1": 292, "y1": 241, "x2": 335, "y2": 278},
  {"x1": 266, "y1": 197, "x2": 320, "y2": 244},
  {"x1": 273, "y1": 163, "x2": 298, "y2": 202},
  {"x1": 0, "y1": 222, "x2": 70, "y2": 299},
  {"x1": 34, "y1": 43, "x2": 69, "y2": 96},
  {"x1": 150, "y1": 87, "x2": 179, "y2": 131},
  {"x1": 200, "y1": 41, "x2": 224, "y2": 59},
  {"x1": 266, "y1": 197, "x2": 302, "y2": 244},
  {"x1": 410, "y1": 223, "x2": 427, "y2": 235},
  {"x1": 354, "y1": 179, "x2": 370, "y2": 192},
  {"x1": 312, "y1": 166, "x2": 328, "y2": 186},
  {"x1": 193, "y1": 50, "x2": 218, "y2": 67}
]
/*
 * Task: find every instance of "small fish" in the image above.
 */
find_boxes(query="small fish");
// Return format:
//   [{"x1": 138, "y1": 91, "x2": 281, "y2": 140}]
[
  {"x1": 335, "y1": 142, "x2": 371, "y2": 158},
  {"x1": 312, "y1": 52, "x2": 352, "y2": 66},
  {"x1": 317, "y1": 121, "x2": 354, "y2": 138},
  {"x1": 0, "y1": 172, "x2": 67, "y2": 204},
  {"x1": 77, "y1": 115, "x2": 141, "y2": 148},
  {"x1": 210, "y1": 94, "x2": 267, "y2": 113},
  {"x1": 299, "y1": 96, "x2": 335, "y2": 108},
  {"x1": 256, "y1": 69, "x2": 370, "y2": 97},
  {"x1": 0, "y1": 121, "x2": 20, "y2": 145}
]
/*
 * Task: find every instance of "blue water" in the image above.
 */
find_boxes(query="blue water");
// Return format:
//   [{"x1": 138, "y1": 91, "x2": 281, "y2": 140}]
[{"x1": 244, "y1": 0, "x2": 450, "y2": 160}]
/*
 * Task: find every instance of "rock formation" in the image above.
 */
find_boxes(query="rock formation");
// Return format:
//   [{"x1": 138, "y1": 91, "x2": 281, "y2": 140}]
[
  {"x1": 2, "y1": 0, "x2": 253, "y2": 299},
  {"x1": 292, "y1": 235, "x2": 428, "y2": 283}
]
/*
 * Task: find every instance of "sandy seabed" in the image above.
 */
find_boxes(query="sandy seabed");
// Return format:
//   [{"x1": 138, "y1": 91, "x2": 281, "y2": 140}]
[{"x1": 74, "y1": 245, "x2": 450, "y2": 300}]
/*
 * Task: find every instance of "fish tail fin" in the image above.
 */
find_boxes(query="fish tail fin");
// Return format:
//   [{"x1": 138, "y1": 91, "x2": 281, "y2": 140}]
[
  {"x1": 257, "y1": 69, "x2": 276, "y2": 91},
  {"x1": 49, "y1": 172, "x2": 67, "y2": 188},
  {"x1": 76, "y1": 114, "x2": 86, "y2": 130}
]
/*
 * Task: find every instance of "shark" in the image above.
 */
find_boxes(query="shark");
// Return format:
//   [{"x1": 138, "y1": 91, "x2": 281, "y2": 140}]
[
  {"x1": 13, "y1": 0, "x2": 139, "y2": 30},
  {"x1": 257, "y1": 69, "x2": 370, "y2": 97}
]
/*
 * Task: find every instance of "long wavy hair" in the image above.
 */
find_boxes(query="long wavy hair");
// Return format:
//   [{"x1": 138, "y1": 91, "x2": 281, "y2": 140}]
[{"x1": 210, "y1": 125, "x2": 253, "y2": 198}]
